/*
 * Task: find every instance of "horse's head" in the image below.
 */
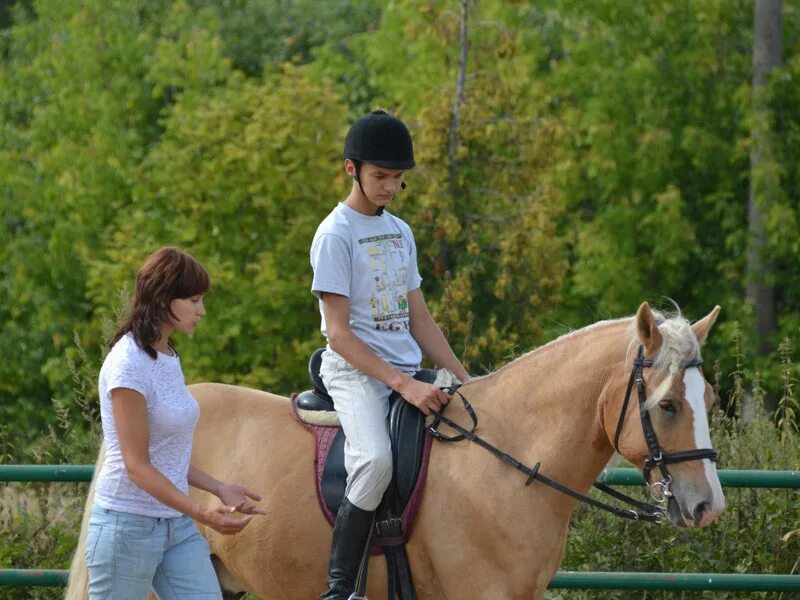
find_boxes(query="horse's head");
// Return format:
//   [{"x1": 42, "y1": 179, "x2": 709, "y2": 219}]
[{"x1": 602, "y1": 302, "x2": 725, "y2": 528}]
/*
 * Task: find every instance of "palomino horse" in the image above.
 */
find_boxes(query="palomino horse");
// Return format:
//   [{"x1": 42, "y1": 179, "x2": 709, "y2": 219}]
[{"x1": 67, "y1": 302, "x2": 725, "y2": 599}]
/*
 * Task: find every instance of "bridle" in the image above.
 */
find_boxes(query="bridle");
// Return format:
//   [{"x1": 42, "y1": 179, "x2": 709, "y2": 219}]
[
  {"x1": 612, "y1": 345, "x2": 718, "y2": 502},
  {"x1": 428, "y1": 345, "x2": 719, "y2": 522}
]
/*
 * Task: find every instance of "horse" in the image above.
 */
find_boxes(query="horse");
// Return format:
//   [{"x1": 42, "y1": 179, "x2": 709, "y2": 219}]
[{"x1": 66, "y1": 301, "x2": 725, "y2": 599}]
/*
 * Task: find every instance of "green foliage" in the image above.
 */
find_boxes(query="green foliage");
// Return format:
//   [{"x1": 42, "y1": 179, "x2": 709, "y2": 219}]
[
  {"x1": 1, "y1": 0, "x2": 799, "y2": 455},
  {"x1": 190, "y1": 0, "x2": 382, "y2": 77},
  {"x1": 546, "y1": 1, "x2": 753, "y2": 319},
  {"x1": 0, "y1": 339, "x2": 99, "y2": 600},
  {"x1": 85, "y1": 62, "x2": 349, "y2": 390},
  {"x1": 0, "y1": 0, "x2": 172, "y2": 449},
  {"x1": 776, "y1": 338, "x2": 799, "y2": 443},
  {"x1": 0, "y1": 0, "x2": 352, "y2": 445}
]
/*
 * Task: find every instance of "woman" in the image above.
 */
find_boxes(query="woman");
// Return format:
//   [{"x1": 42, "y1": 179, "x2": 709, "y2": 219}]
[{"x1": 85, "y1": 246, "x2": 264, "y2": 599}]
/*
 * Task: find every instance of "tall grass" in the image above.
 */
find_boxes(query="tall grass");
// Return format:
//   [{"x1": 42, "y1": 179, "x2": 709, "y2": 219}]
[
  {"x1": 0, "y1": 335, "x2": 99, "y2": 600},
  {"x1": 0, "y1": 483, "x2": 86, "y2": 599}
]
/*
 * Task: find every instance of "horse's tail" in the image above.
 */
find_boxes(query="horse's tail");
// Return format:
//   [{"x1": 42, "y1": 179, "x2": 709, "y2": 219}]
[{"x1": 64, "y1": 441, "x2": 105, "y2": 600}]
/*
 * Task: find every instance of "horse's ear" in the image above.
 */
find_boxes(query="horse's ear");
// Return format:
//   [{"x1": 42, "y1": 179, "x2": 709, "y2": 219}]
[
  {"x1": 691, "y1": 305, "x2": 721, "y2": 346},
  {"x1": 635, "y1": 301, "x2": 662, "y2": 355}
]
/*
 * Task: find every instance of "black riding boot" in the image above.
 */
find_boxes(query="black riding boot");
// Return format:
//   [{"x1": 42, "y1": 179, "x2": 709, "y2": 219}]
[{"x1": 319, "y1": 498, "x2": 375, "y2": 600}]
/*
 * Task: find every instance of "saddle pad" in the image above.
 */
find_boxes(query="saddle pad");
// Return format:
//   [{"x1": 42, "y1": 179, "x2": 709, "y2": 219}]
[{"x1": 289, "y1": 391, "x2": 434, "y2": 554}]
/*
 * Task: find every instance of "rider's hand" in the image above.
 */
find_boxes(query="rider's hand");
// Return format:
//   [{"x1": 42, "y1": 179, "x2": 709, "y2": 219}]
[
  {"x1": 194, "y1": 505, "x2": 255, "y2": 535},
  {"x1": 397, "y1": 377, "x2": 450, "y2": 416}
]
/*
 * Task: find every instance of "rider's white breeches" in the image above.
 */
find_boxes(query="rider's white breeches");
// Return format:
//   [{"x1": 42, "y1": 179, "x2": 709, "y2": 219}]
[{"x1": 320, "y1": 349, "x2": 398, "y2": 511}]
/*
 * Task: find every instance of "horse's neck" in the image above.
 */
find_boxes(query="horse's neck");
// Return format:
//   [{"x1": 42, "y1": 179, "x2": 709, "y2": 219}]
[{"x1": 460, "y1": 320, "x2": 629, "y2": 493}]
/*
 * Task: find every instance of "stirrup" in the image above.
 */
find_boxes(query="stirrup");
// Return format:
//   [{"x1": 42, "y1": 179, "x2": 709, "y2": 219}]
[{"x1": 348, "y1": 594, "x2": 368, "y2": 600}]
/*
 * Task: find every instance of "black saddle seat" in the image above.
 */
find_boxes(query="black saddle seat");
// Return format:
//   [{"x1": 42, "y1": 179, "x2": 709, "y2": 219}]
[{"x1": 295, "y1": 348, "x2": 333, "y2": 411}]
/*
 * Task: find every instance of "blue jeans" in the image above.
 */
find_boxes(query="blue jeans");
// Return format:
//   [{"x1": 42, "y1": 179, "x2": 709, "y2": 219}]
[{"x1": 86, "y1": 505, "x2": 222, "y2": 599}]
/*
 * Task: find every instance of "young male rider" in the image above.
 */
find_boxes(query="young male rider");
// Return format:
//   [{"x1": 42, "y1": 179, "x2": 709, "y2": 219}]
[{"x1": 310, "y1": 110, "x2": 471, "y2": 599}]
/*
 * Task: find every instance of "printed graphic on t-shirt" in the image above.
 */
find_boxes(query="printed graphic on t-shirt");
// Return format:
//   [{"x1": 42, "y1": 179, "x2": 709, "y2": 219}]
[{"x1": 359, "y1": 233, "x2": 409, "y2": 332}]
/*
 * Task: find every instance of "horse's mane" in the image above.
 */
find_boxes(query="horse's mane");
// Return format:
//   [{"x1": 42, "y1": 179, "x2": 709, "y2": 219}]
[
  {"x1": 473, "y1": 309, "x2": 702, "y2": 411},
  {"x1": 627, "y1": 308, "x2": 702, "y2": 409},
  {"x1": 475, "y1": 316, "x2": 630, "y2": 381}
]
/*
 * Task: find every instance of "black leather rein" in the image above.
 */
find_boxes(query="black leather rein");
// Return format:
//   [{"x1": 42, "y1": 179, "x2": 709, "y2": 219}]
[
  {"x1": 429, "y1": 345, "x2": 719, "y2": 522},
  {"x1": 429, "y1": 393, "x2": 664, "y2": 522}
]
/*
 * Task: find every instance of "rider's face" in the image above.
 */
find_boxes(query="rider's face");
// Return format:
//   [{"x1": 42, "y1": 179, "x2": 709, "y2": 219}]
[{"x1": 346, "y1": 160, "x2": 405, "y2": 210}]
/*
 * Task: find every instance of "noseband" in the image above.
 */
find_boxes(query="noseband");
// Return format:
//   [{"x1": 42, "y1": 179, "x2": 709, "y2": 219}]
[{"x1": 612, "y1": 346, "x2": 718, "y2": 502}]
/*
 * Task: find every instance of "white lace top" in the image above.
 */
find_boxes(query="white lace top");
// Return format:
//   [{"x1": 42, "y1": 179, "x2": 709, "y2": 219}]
[{"x1": 94, "y1": 333, "x2": 199, "y2": 517}]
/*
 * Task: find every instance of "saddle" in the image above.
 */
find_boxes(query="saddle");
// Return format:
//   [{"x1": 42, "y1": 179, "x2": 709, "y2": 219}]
[{"x1": 291, "y1": 349, "x2": 435, "y2": 600}]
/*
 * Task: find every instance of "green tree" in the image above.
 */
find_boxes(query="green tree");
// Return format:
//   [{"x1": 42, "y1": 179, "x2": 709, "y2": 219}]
[
  {"x1": 87, "y1": 61, "x2": 349, "y2": 391},
  {"x1": 2, "y1": 0, "x2": 799, "y2": 447},
  {"x1": 190, "y1": 0, "x2": 382, "y2": 77},
  {"x1": 543, "y1": 0, "x2": 800, "y2": 401},
  {"x1": 0, "y1": 0, "x2": 171, "y2": 442}
]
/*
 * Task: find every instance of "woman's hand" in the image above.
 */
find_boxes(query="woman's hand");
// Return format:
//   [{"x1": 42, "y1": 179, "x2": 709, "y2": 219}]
[
  {"x1": 217, "y1": 482, "x2": 266, "y2": 516},
  {"x1": 195, "y1": 506, "x2": 255, "y2": 535}
]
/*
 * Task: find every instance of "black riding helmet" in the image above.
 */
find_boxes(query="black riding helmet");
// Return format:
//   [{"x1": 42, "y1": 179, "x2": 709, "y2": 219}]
[{"x1": 343, "y1": 110, "x2": 415, "y2": 170}]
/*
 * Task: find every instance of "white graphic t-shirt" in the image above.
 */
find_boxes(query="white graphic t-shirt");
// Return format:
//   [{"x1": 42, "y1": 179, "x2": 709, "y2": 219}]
[{"x1": 310, "y1": 202, "x2": 423, "y2": 371}]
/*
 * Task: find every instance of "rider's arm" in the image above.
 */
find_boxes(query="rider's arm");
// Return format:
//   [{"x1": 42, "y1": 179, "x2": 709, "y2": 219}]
[
  {"x1": 321, "y1": 291, "x2": 448, "y2": 414},
  {"x1": 407, "y1": 288, "x2": 471, "y2": 383}
]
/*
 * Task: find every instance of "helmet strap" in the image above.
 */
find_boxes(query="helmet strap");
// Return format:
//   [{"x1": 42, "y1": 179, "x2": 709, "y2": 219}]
[{"x1": 352, "y1": 163, "x2": 384, "y2": 216}]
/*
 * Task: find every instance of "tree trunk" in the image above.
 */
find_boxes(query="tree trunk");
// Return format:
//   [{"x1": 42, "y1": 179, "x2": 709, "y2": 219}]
[
  {"x1": 437, "y1": 0, "x2": 469, "y2": 276},
  {"x1": 746, "y1": 0, "x2": 782, "y2": 413},
  {"x1": 448, "y1": 0, "x2": 469, "y2": 195}
]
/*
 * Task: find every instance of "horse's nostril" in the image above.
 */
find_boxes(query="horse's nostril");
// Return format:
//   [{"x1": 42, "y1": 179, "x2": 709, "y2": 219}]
[{"x1": 693, "y1": 501, "x2": 710, "y2": 522}]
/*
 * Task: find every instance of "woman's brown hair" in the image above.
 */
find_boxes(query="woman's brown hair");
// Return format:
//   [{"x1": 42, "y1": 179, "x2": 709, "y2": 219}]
[{"x1": 111, "y1": 247, "x2": 210, "y2": 359}]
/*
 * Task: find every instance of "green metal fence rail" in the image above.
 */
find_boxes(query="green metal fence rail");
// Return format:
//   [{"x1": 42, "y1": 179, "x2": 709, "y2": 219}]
[
  {"x1": 0, "y1": 570, "x2": 69, "y2": 587},
  {"x1": 2, "y1": 466, "x2": 798, "y2": 592},
  {"x1": 549, "y1": 572, "x2": 800, "y2": 591},
  {"x1": 598, "y1": 467, "x2": 800, "y2": 488},
  {"x1": 1, "y1": 568, "x2": 798, "y2": 591},
  {"x1": 2, "y1": 464, "x2": 798, "y2": 487},
  {"x1": 0, "y1": 464, "x2": 95, "y2": 482}
]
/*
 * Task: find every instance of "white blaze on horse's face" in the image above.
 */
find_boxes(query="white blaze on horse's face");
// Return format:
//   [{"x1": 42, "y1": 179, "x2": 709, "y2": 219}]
[
  {"x1": 618, "y1": 303, "x2": 726, "y2": 529},
  {"x1": 681, "y1": 367, "x2": 726, "y2": 527},
  {"x1": 642, "y1": 363, "x2": 725, "y2": 529}
]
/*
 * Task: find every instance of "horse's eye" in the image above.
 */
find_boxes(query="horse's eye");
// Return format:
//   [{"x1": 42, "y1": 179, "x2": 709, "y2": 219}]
[{"x1": 659, "y1": 401, "x2": 676, "y2": 414}]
